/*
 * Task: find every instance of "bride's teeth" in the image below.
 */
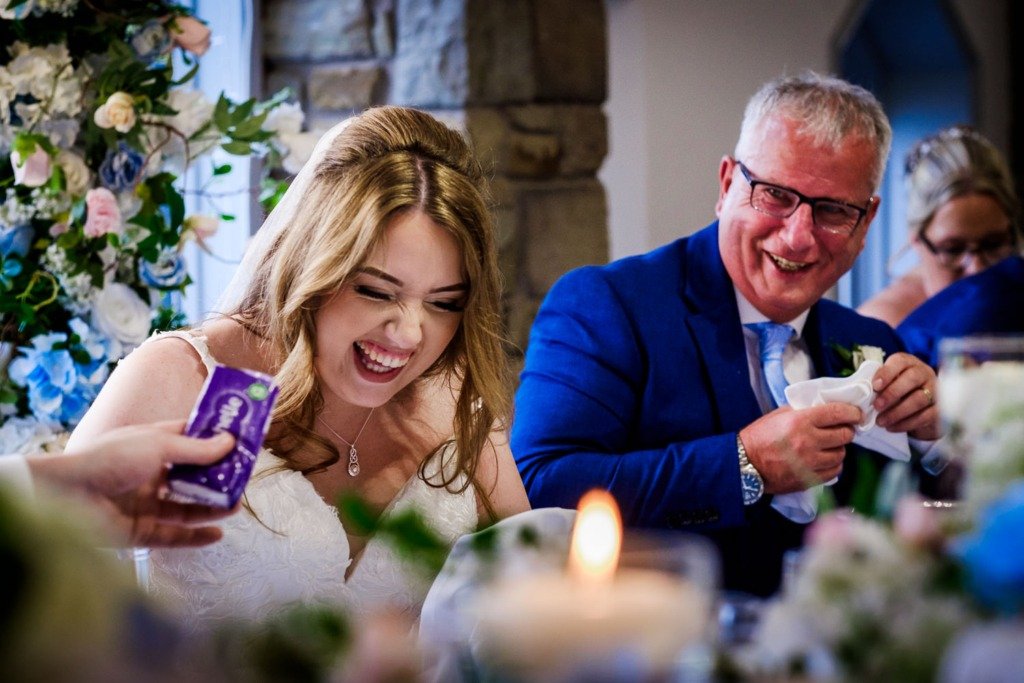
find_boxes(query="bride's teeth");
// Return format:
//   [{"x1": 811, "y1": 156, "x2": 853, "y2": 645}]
[
  {"x1": 769, "y1": 253, "x2": 807, "y2": 272},
  {"x1": 355, "y1": 342, "x2": 410, "y2": 373}
]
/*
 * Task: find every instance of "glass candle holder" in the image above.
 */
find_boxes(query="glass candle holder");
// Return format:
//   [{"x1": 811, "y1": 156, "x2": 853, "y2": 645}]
[{"x1": 469, "y1": 529, "x2": 720, "y2": 683}]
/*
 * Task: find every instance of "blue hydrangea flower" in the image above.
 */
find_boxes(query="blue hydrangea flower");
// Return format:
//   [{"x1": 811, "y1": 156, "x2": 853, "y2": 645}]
[
  {"x1": 99, "y1": 141, "x2": 145, "y2": 192},
  {"x1": 140, "y1": 248, "x2": 188, "y2": 288},
  {"x1": 957, "y1": 481, "x2": 1024, "y2": 614},
  {"x1": 0, "y1": 224, "x2": 33, "y2": 258},
  {"x1": 127, "y1": 19, "x2": 171, "y2": 64},
  {"x1": 7, "y1": 320, "x2": 114, "y2": 428}
]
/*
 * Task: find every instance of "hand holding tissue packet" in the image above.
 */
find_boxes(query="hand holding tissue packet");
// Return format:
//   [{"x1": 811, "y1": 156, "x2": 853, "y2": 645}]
[{"x1": 771, "y1": 360, "x2": 911, "y2": 523}]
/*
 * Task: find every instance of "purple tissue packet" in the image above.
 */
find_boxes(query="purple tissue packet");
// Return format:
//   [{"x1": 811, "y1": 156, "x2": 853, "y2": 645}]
[{"x1": 166, "y1": 365, "x2": 279, "y2": 509}]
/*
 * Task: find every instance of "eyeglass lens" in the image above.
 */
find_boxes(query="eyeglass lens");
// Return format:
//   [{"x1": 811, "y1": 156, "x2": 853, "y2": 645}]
[
  {"x1": 924, "y1": 231, "x2": 1017, "y2": 267},
  {"x1": 751, "y1": 185, "x2": 861, "y2": 233}
]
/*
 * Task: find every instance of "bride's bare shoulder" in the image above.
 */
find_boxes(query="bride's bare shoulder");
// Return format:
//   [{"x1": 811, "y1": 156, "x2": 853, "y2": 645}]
[
  {"x1": 202, "y1": 316, "x2": 275, "y2": 374},
  {"x1": 66, "y1": 330, "x2": 211, "y2": 445}
]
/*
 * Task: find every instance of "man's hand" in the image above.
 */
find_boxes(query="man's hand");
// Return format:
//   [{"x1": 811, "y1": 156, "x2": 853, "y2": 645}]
[
  {"x1": 872, "y1": 352, "x2": 940, "y2": 440},
  {"x1": 29, "y1": 420, "x2": 237, "y2": 548},
  {"x1": 739, "y1": 403, "x2": 862, "y2": 494}
]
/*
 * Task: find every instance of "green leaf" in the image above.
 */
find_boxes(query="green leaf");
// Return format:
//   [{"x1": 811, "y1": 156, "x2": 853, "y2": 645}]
[
  {"x1": 230, "y1": 110, "x2": 269, "y2": 139},
  {"x1": 221, "y1": 141, "x2": 252, "y2": 155},
  {"x1": 258, "y1": 88, "x2": 294, "y2": 113},
  {"x1": 0, "y1": 385, "x2": 18, "y2": 405},
  {"x1": 212, "y1": 163, "x2": 232, "y2": 177},
  {"x1": 336, "y1": 493, "x2": 378, "y2": 535},
  {"x1": 165, "y1": 183, "x2": 185, "y2": 232},
  {"x1": 228, "y1": 98, "x2": 256, "y2": 125},
  {"x1": 56, "y1": 231, "x2": 80, "y2": 249},
  {"x1": 213, "y1": 94, "x2": 231, "y2": 132}
]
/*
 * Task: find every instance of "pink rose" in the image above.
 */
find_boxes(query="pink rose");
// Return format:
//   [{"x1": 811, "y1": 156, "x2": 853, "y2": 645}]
[
  {"x1": 170, "y1": 16, "x2": 211, "y2": 56},
  {"x1": 805, "y1": 510, "x2": 857, "y2": 549},
  {"x1": 10, "y1": 147, "x2": 52, "y2": 187},
  {"x1": 83, "y1": 188, "x2": 123, "y2": 238},
  {"x1": 49, "y1": 222, "x2": 69, "y2": 237}
]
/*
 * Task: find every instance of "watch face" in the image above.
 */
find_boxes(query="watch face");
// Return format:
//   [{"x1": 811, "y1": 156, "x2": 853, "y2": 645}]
[{"x1": 741, "y1": 471, "x2": 764, "y2": 505}]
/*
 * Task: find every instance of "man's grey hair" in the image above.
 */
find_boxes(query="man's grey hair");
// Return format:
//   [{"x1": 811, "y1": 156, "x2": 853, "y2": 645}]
[{"x1": 735, "y1": 71, "x2": 893, "y2": 191}]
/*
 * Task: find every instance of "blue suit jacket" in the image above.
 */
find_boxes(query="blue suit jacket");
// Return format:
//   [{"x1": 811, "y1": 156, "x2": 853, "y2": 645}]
[
  {"x1": 512, "y1": 223, "x2": 906, "y2": 595},
  {"x1": 898, "y1": 256, "x2": 1024, "y2": 368}
]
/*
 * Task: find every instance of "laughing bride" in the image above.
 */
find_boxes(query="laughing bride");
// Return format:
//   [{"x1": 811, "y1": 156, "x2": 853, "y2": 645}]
[{"x1": 66, "y1": 105, "x2": 530, "y2": 630}]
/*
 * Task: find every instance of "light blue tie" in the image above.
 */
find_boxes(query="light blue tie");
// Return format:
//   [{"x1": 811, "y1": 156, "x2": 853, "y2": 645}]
[{"x1": 746, "y1": 322, "x2": 795, "y2": 409}]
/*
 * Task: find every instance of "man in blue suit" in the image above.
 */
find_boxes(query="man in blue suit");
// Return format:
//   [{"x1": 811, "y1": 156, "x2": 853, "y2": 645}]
[
  {"x1": 898, "y1": 255, "x2": 1024, "y2": 368},
  {"x1": 512, "y1": 73, "x2": 942, "y2": 596}
]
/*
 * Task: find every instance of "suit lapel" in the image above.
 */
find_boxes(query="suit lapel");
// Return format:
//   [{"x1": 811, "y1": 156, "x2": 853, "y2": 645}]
[
  {"x1": 803, "y1": 302, "x2": 854, "y2": 378},
  {"x1": 680, "y1": 224, "x2": 763, "y2": 432}
]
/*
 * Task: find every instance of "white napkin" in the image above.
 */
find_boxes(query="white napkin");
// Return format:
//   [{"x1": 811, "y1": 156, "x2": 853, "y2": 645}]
[{"x1": 769, "y1": 360, "x2": 911, "y2": 523}]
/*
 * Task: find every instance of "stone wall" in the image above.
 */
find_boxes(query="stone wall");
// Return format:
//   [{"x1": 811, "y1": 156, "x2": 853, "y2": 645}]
[{"x1": 262, "y1": 0, "x2": 609, "y2": 354}]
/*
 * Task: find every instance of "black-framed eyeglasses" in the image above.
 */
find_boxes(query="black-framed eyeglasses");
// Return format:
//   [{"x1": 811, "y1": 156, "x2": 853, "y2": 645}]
[
  {"x1": 917, "y1": 228, "x2": 1019, "y2": 270},
  {"x1": 735, "y1": 160, "x2": 873, "y2": 236}
]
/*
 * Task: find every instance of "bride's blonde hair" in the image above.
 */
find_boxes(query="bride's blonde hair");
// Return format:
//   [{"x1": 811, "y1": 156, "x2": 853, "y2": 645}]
[{"x1": 235, "y1": 106, "x2": 511, "y2": 513}]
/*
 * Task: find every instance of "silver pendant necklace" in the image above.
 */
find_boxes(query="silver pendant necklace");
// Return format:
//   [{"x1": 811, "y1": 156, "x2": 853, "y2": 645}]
[{"x1": 317, "y1": 408, "x2": 375, "y2": 477}]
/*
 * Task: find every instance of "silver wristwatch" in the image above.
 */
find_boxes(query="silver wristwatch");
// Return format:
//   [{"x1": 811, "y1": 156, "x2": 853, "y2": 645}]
[{"x1": 737, "y1": 434, "x2": 764, "y2": 506}]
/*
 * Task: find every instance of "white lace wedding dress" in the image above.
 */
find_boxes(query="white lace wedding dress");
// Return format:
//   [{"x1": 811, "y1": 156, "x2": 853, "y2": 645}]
[{"x1": 146, "y1": 331, "x2": 478, "y2": 632}]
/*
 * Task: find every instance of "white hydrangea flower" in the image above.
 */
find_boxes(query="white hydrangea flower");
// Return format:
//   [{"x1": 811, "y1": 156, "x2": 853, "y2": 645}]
[
  {"x1": 1, "y1": 0, "x2": 76, "y2": 18},
  {"x1": 0, "y1": 416, "x2": 65, "y2": 455},
  {"x1": 0, "y1": 188, "x2": 37, "y2": 225},
  {"x1": 36, "y1": 117, "x2": 81, "y2": 149},
  {"x1": 35, "y1": 0, "x2": 78, "y2": 16},
  {"x1": 42, "y1": 244, "x2": 96, "y2": 315}
]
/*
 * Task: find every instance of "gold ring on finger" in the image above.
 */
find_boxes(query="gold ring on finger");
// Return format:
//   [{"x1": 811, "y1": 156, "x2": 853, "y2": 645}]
[{"x1": 921, "y1": 386, "x2": 934, "y2": 405}]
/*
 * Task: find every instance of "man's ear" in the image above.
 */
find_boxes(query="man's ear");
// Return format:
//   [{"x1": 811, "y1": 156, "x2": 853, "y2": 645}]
[{"x1": 715, "y1": 156, "x2": 734, "y2": 217}]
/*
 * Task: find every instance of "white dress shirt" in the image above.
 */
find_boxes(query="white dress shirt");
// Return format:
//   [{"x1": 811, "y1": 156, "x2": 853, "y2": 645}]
[{"x1": 735, "y1": 289, "x2": 813, "y2": 411}]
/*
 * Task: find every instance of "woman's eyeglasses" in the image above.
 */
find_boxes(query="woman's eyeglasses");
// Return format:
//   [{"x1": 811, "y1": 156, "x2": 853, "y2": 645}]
[{"x1": 917, "y1": 229, "x2": 1019, "y2": 270}]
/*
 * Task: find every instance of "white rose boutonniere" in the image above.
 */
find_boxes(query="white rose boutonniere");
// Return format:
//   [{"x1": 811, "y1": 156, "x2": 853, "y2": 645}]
[{"x1": 833, "y1": 343, "x2": 886, "y2": 377}]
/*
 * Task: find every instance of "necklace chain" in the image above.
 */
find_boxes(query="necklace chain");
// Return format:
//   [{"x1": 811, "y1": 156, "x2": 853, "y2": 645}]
[{"x1": 317, "y1": 409, "x2": 374, "y2": 477}]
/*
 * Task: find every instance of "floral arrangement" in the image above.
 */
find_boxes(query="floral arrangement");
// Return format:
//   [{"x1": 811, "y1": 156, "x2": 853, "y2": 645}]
[
  {"x1": 740, "y1": 351, "x2": 1024, "y2": 683},
  {"x1": 745, "y1": 503, "x2": 973, "y2": 682},
  {"x1": 0, "y1": 0, "x2": 315, "y2": 453}
]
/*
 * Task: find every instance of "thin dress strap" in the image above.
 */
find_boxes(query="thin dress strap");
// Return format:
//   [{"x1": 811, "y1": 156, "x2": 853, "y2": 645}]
[{"x1": 145, "y1": 329, "x2": 218, "y2": 373}]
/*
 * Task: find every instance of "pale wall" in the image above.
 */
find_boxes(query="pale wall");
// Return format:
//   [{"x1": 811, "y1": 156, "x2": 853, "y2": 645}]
[{"x1": 602, "y1": 0, "x2": 1012, "y2": 259}]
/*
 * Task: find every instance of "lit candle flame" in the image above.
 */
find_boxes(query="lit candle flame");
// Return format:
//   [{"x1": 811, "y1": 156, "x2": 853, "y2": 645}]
[{"x1": 568, "y1": 489, "x2": 622, "y2": 583}]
